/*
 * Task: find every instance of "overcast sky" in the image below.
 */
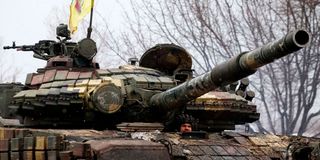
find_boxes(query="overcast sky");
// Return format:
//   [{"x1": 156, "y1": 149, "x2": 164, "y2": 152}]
[{"x1": 0, "y1": 0, "x2": 125, "y2": 82}]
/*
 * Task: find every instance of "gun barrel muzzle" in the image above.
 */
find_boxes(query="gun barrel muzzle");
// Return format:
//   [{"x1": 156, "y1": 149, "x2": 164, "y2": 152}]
[{"x1": 239, "y1": 29, "x2": 310, "y2": 70}]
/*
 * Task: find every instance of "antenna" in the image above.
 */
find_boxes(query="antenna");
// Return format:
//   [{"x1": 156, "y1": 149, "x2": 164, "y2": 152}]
[{"x1": 87, "y1": 0, "x2": 94, "y2": 39}]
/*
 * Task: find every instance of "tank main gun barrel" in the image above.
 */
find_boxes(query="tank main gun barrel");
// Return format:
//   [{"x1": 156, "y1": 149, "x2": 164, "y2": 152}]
[{"x1": 149, "y1": 29, "x2": 310, "y2": 111}]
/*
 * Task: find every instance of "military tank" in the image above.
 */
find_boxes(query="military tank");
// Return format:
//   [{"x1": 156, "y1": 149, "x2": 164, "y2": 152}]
[{"x1": 0, "y1": 24, "x2": 318, "y2": 160}]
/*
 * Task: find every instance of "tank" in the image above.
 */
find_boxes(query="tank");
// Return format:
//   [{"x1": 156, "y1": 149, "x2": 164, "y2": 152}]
[{"x1": 0, "y1": 24, "x2": 318, "y2": 160}]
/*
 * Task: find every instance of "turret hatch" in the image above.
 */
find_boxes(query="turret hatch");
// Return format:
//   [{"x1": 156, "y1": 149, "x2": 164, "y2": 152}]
[{"x1": 139, "y1": 43, "x2": 192, "y2": 76}]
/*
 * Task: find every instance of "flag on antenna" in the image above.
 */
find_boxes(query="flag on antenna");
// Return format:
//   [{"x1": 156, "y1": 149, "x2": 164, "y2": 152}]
[{"x1": 69, "y1": 0, "x2": 94, "y2": 34}]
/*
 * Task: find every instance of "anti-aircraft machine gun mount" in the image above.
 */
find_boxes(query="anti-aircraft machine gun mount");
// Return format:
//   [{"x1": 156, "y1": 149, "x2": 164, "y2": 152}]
[
  {"x1": 3, "y1": 24, "x2": 97, "y2": 67},
  {"x1": 0, "y1": 25, "x2": 319, "y2": 160}
]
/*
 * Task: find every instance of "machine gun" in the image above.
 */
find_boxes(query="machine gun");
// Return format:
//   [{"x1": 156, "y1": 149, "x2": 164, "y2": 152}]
[
  {"x1": 3, "y1": 40, "x2": 57, "y2": 60},
  {"x1": 3, "y1": 24, "x2": 97, "y2": 65},
  {"x1": 3, "y1": 24, "x2": 76, "y2": 61}
]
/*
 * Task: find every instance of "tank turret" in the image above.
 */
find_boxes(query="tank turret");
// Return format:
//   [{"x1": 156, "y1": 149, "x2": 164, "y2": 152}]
[{"x1": 2, "y1": 27, "x2": 310, "y2": 131}]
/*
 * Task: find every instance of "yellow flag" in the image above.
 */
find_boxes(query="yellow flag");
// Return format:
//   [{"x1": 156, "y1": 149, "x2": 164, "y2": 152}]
[{"x1": 69, "y1": 0, "x2": 94, "y2": 34}]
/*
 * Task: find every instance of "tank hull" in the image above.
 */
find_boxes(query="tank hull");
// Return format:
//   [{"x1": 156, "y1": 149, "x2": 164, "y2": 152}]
[{"x1": 0, "y1": 127, "x2": 317, "y2": 160}]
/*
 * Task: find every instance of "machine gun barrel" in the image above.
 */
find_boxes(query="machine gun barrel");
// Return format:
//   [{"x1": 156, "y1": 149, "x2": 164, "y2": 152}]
[
  {"x1": 3, "y1": 42, "x2": 35, "y2": 51},
  {"x1": 149, "y1": 29, "x2": 310, "y2": 111}
]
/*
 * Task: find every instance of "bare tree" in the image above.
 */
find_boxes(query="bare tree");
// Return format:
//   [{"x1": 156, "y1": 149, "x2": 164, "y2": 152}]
[
  {"x1": 247, "y1": 0, "x2": 320, "y2": 136},
  {"x1": 94, "y1": 0, "x2": 320, "y2": 136}
]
